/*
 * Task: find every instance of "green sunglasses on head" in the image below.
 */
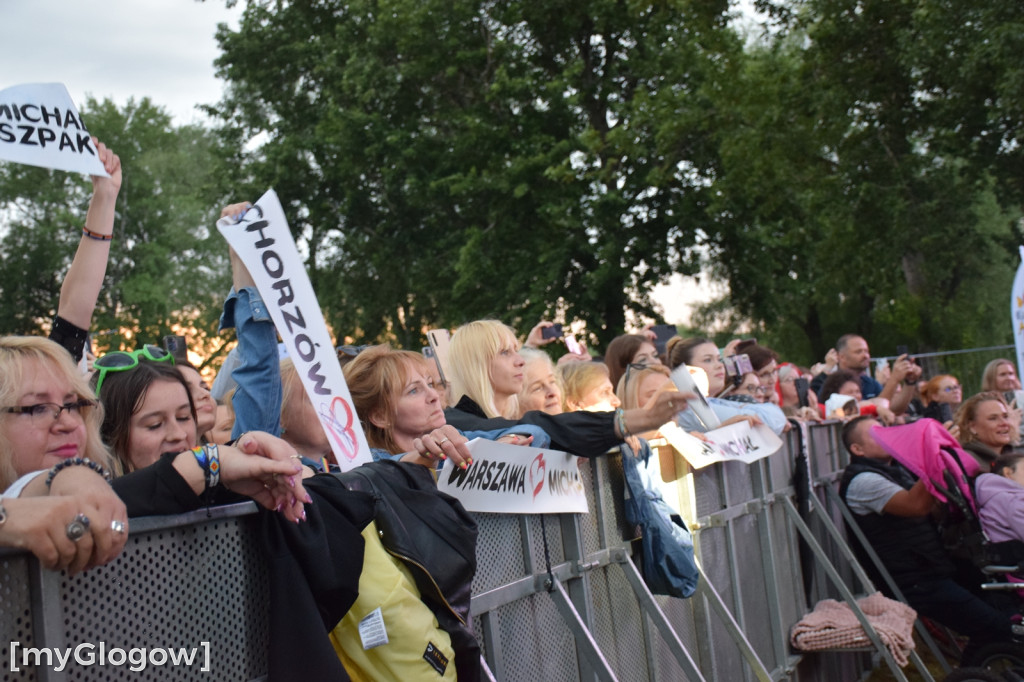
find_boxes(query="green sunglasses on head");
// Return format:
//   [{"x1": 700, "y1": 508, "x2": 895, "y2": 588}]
[{"x1": 93, "y1": 344, "x2": 175, "y2": 395}]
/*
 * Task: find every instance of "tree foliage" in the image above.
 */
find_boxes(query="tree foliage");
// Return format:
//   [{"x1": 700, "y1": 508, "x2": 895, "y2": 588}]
[
  {"x1": 6, "y1": 1, "x2": 1021, "y2": 368},
  {"x1": 697, "y1": 0, "x2": 1024, "y2": 361},
  {"x1": 0, "y1": 98, "x2": 236, "y2": 365},
  {"x1": 212, "y1": 0, "x2": 741, "y2": 349}
]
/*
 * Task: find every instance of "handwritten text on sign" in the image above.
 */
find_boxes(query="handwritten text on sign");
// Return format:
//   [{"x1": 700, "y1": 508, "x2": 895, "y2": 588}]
[{"x1": 660, "y1": 420, "x2": 783, "y2": 469}]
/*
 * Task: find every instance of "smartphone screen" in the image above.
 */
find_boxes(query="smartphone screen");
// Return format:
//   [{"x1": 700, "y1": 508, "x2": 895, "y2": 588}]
[
  {"x1": 541, "y1": 323, "x2": 564, "y2": 340},
  {"x1": 650, "y1": 324, "x2": 677, "y2": 355},
  {"x1": 565, "y1": 334, "x2": 583, "y2": 355},
  {"x1": 795, "y1": 377, "x2": 809, "y2": 408}
]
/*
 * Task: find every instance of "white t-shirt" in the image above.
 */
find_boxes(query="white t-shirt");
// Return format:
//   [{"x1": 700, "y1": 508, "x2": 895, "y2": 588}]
[
  {"x1": 845, "y1": 471, "x2": 903, "y2": 516},
  {"x1": 1, "y1": 470, "x2": 45, "y2": 499}
]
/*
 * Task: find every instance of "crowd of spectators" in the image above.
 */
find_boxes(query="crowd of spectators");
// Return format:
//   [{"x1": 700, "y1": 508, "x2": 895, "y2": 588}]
[{"x1": 3, "y1": 142, "x2": 1023, "y2": 676}]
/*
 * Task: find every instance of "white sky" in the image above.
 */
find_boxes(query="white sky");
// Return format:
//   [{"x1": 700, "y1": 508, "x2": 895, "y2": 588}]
[
  {"x1": 0, "y1": 0, "x2": 714, "y2": 325},
  {"x1": 0, "y1": 0, "x2": 242, "y2": 126}
]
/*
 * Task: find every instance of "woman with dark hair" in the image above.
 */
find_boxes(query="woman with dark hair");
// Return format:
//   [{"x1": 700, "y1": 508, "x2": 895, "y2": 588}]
[
  {"x1": 665, "y1": 336, "x2": 787, "y2": 434},
  {"x1": 819, "y1": 370, "x2": 898, "y2": 423},
  {"x1": 604, "y1": 333, "x2": 662, "y2": 393},
  {"x1": 176, "y1": 361, "x2": 217, "y2": 440},
  {"x1": 734, "y1": 340, "x2": 780, "y2": 402},
  {"x1": 93, "y1": 349, "x2": 198, "y2": 473}
]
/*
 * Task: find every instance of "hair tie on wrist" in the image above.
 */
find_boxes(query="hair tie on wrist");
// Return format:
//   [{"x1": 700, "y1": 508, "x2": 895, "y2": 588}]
[{"x1": 82, "y1": 226, "x2": 113, "y2": 241}]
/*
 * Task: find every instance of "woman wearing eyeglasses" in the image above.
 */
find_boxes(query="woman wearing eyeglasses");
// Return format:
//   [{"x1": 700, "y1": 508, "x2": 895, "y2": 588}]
[
  {"x1": 920, "y1": 374, "x2": 963, "y2": 426},
  {"x1": 0, "y1": 336, "x2": 309, "y2": 571}
]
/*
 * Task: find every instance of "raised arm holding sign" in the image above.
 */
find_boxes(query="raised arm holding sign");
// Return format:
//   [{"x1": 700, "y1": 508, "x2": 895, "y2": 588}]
[
  {"x1": 58, "y1": 139, "x2": 121, "y2": 335},
  {"x1": 217, "y1": 190, "x2": 372, "y2": 469}
]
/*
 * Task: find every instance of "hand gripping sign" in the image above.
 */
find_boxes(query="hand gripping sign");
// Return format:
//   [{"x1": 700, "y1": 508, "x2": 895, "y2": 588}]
[
  {"x1": 0, "y1": 83, "x2": 109, "y2": 176},
  {"x1": 217, "y1": 189, "x2": 371, "y2": 469}
]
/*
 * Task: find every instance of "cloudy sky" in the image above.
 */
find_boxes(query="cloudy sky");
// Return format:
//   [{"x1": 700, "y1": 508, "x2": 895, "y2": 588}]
[
  {"x1": 1, "y1": 0, "x2": 241, "y2": 126},
  {"x1": 1, "y1": 0, "x2": 712, "y2": 324}
]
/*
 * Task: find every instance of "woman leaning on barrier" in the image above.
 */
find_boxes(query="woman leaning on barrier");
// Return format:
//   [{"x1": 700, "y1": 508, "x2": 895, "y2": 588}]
[
  {"x1": 0, "y1": 335, "x2": 309, "y2": 573},
  {"x1": 665, "y1": 335, "x2": 788, "y2": 434},
  {"x1": 444, "y1": 319, "x2": 686, "y2": 458}
]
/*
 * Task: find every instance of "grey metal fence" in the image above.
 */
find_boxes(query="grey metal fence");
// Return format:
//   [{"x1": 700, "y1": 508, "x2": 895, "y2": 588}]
[{"x1": 2, "y1": 423, "x2": 898, "y2": 681}]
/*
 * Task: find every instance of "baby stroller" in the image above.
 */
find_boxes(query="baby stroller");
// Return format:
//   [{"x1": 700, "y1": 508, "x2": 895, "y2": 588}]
[{"x1": 873, "y1": 419, "x2": 1024, "y2": 680}]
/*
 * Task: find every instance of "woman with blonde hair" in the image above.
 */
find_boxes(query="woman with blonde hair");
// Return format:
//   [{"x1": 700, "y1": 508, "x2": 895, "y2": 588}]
[
  {"x1": 0, "y1": 336, "x2": 113, "y2": 490},
  {"x1": 559, "y1": 362, "x2": 619, "y2": 412},
  {"x1": 1, "y1": 335, "x2": 308, "y2": 572},
  {"x1": 447, "y1": 320, "x2": 524, "y2": 419},
  {"x1": 981, "y1": 358, "x2": 1022, "y2": 393},
  {"x1": 955, "y1": 391, "x2": 1020, "y2": 473},
  {"x1": 445, "y1": 320, "x2": 686, "y2": 458},
  {"x1": 617, "y1": 363, "x2": 672, "y2": 411}
]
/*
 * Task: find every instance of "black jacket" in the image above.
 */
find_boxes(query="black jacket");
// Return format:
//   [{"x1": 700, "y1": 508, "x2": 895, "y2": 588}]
[
  {"x1": 839, "y1": 456, "x2": 953, "y2": 588},
  {"x1": 116, "y1": 455, "x2": 376, "y2": 682},
  {"x1": 445, "y1": 395, "x2": 619, "y2": 458}
]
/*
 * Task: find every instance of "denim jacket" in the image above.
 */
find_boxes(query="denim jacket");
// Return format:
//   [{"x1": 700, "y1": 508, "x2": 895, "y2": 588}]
[{"x1": 218, "y1": 286, "x2": 282, "y2": 440}]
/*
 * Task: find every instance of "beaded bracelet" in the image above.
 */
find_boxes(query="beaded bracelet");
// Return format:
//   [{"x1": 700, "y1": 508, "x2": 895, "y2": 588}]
[
  {"x1": 205, "y1": 444, "x2": 220, "y2": 488},
  {"x1": 81, "y1": 226, "x2": 113, "y2": 242},
  {"x1": 191, "y1": 445, "x2": 207, "y2": 470},
  {"x1": 45, "y1": 457, "x2": 112, "y2": 488}
]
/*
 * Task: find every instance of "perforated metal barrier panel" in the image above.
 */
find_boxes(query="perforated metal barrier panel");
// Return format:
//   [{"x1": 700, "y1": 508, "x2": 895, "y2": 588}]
[
  {"x1": 2, "y1": 504, "x2": 268, "y2": 682},
  {"x1": 2, "y1": 422, "x2": 878, "y2": 682}
]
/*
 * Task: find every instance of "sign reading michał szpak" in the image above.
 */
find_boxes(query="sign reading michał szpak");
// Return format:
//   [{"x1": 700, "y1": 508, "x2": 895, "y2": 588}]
[{"x1": 0, "y1": 83, "x2": 109, "y2": 176}]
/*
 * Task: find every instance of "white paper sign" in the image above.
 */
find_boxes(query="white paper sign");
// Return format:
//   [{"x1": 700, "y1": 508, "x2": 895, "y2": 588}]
[
  {"x1": 0, "y1": 83, "x2": 108, "y2": 176},
  {"x1": 217, "y1": 189, "x2": 371, "y2": 469},
  {"x1": 670, "y1": 365, "x2": 720, "y2": 430},
  {"x1": 661, "y1": 419, "x2": 783, "y2": 469},
  {"x1": 437, "y1": 439, "x2": 589, "y2": 514}
]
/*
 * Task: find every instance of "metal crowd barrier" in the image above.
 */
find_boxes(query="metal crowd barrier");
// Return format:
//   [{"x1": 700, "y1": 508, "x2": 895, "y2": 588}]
[{"x1": 1, "y1": 422, "x2": 897, "y2": 681}]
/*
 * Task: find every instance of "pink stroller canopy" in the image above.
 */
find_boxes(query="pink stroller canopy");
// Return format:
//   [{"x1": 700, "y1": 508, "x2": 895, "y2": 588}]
[{"x1": 871, "y1": 419, "x2": 981, "y2": 511}]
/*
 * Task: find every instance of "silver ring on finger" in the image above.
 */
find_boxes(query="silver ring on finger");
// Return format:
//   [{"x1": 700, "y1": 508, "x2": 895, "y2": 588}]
[
  {"x1": 436, "y1": 437, "x2": 450, "y2": 446},
  {"x1": 111, "y1": 520, "x2": 126, "y2": 534},
  {"x1": 66, "y1": 514, "x2": 91, "y2": 542}
]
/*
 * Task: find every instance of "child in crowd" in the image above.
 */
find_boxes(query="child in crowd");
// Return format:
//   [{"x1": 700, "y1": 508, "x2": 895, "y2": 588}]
[{"x1": 976, "y1": 452, "x2": 1024, "y2": 546}]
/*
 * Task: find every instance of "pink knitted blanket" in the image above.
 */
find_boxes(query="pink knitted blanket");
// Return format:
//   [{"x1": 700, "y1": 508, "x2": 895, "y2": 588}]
[{"x1": 790, "y1": 593, "x2": 917, "y2": 666}]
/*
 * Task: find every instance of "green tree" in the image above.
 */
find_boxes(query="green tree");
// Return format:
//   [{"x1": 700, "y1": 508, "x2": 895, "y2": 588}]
[
  {"x1": 0, "y1": 98, "x2": 236, "y2": 366},
  {"x1": 212, "y1": 0, "x2": 742, "y2": 348},
  {"x1": 693, "y1": 0, "x2": 1023, "y2": 362}
]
